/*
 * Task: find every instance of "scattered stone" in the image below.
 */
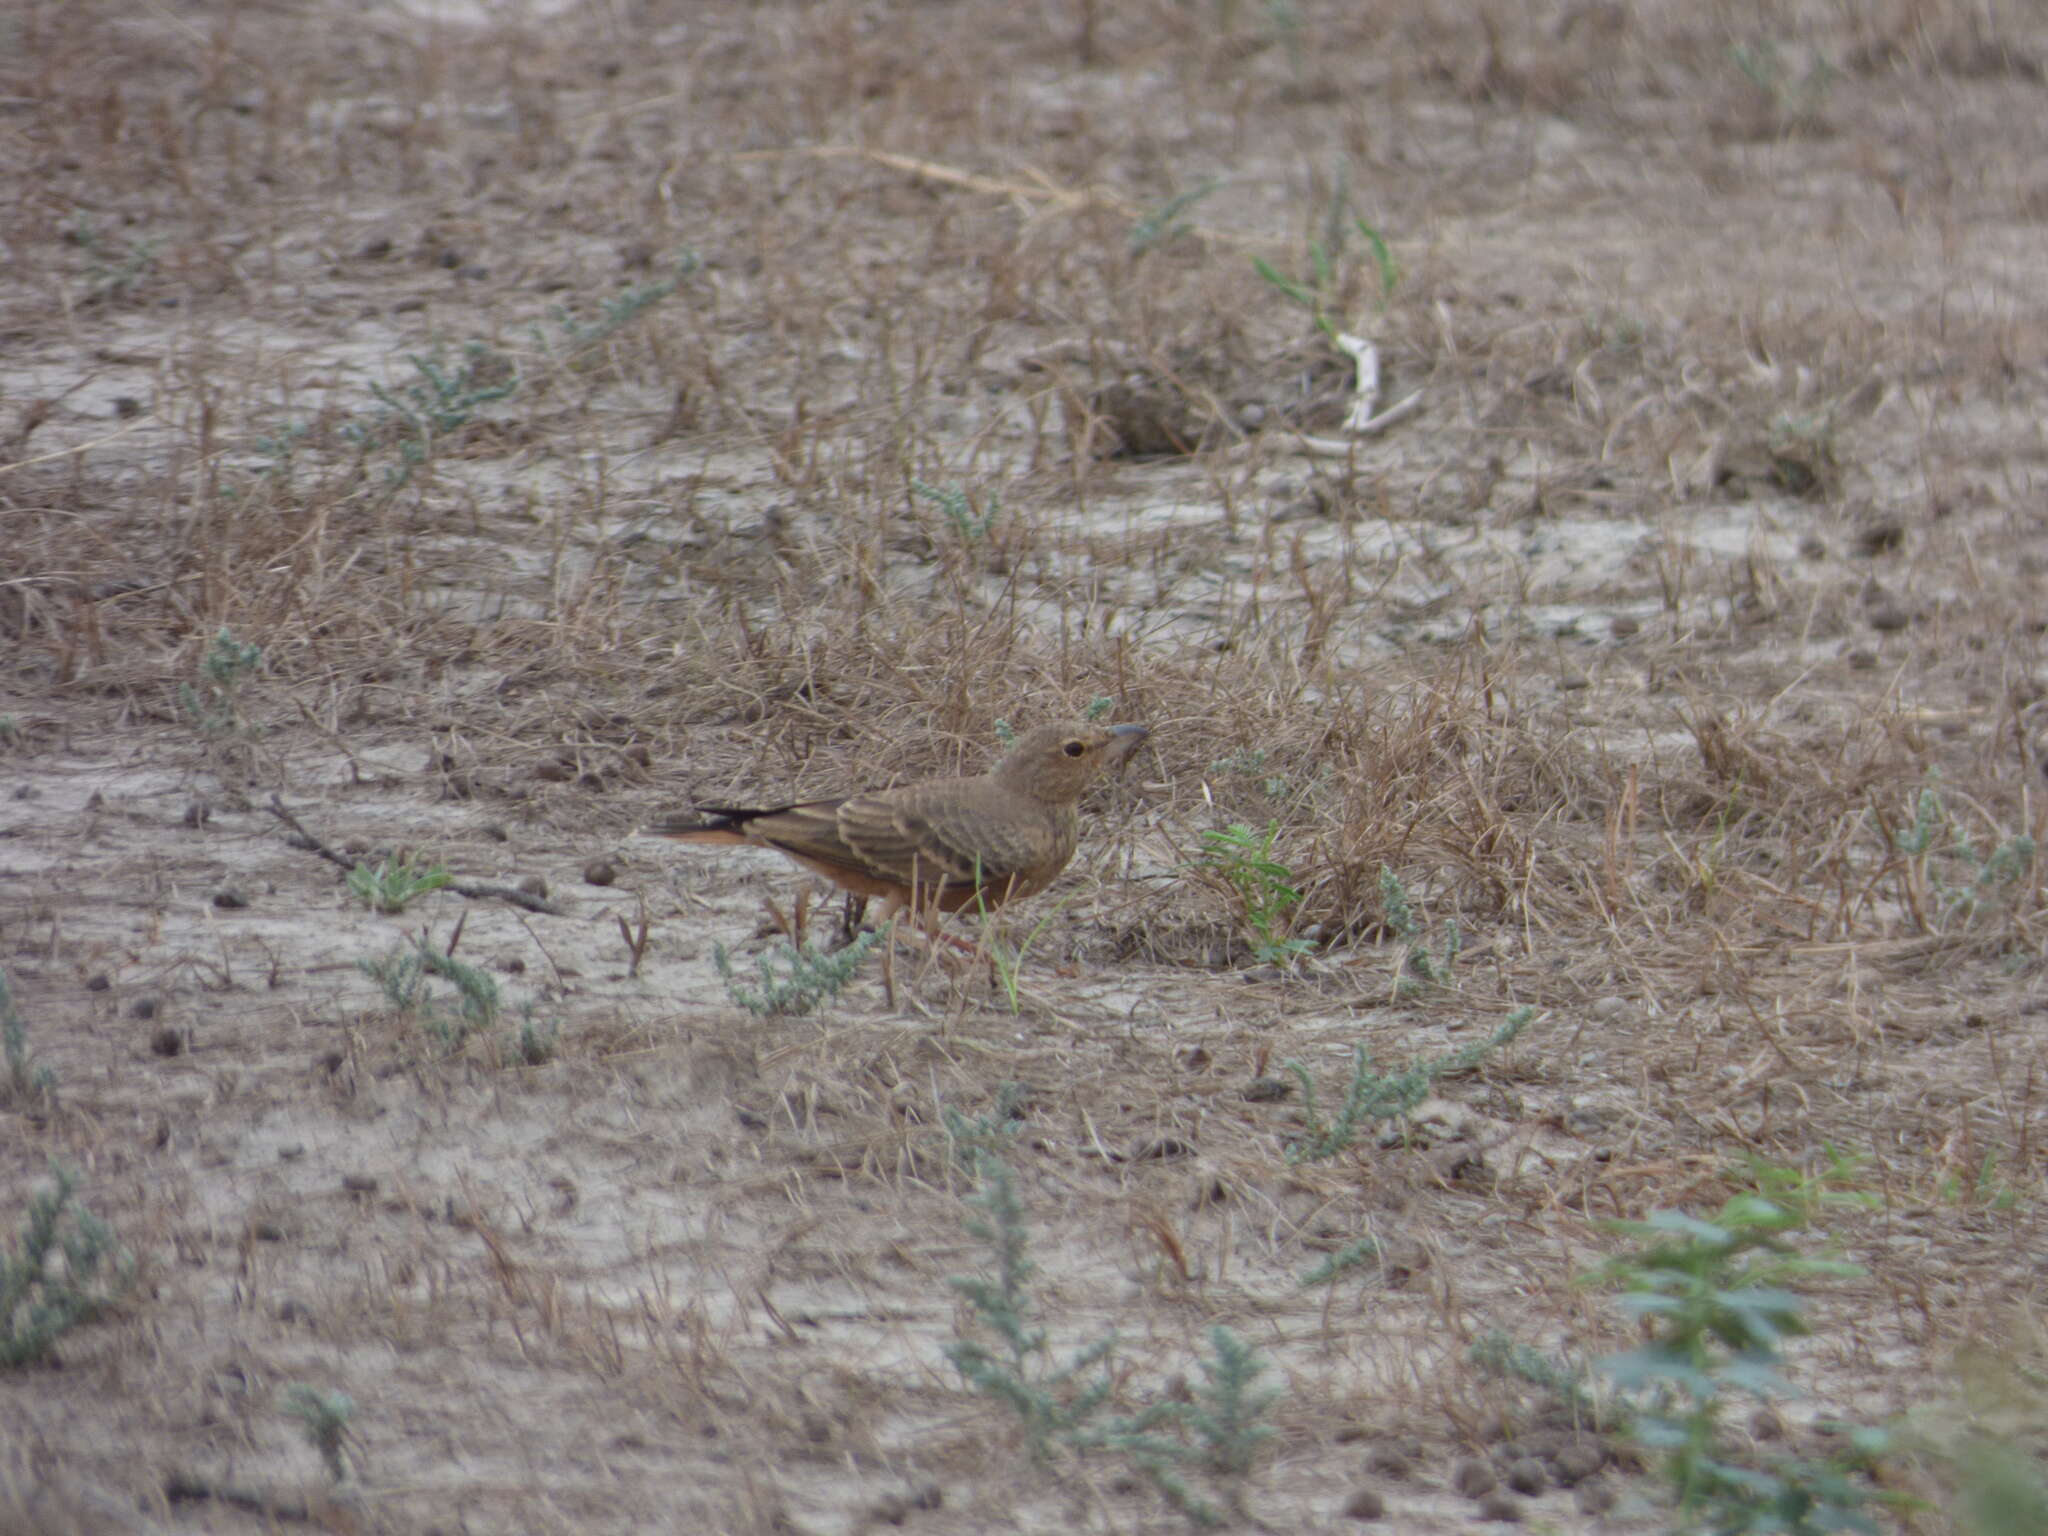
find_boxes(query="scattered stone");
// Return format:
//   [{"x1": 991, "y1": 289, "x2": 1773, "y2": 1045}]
[
  {"x1": 582, "y1": 859, "x2": 618, "y2": 886},
  {"x1": 1452, "y1": 1457, "x2": 1497, "y2": 1498},
  {"x1": 1341, "y1": 1486, "x2": 1385, "y2": 1520},
  {"x1": 1476, "y1": 1490, "x2": 1522, "y2": 1522},
  {"x1": 1551, "y1": 1439, "x2": 1607, "y2": 1485},
  {"x1": 1363, "y1": 1444, "x2": 1412, "y2": 1479},
  {"x1": 1574, "y1": 1479, "x2": 1617, "y2": 1515},
  {"x1": 149, "y1": 1027, "x2": 183, "y2": 1058},
  {"x1": 1868, "y1": 605, "x2": 1911, "y2": 632},
  {"x1": 130, "y1": 997, "x2": 159, "y2": 1021},
  {"x1": 1504, "y1": 1457, "x2": 1548, "y2": 1495}
]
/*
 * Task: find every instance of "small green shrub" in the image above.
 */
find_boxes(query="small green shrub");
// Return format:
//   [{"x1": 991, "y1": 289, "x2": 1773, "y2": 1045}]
[
  {"x1": 360, "y1": 937, "x2": 500, "y2": 1050},
  {"x1": 713, "y1": 931, "x2": 879, "y2": 1016},
  {"x1": 1, "y1": 1164, "x2": 133, "y2": 1368},
  {"x1": 1197, "y1": 821, "x2": 1315, "y2": 966},
  {"x1": 1286, "y1": 1007, "x2": 1530, "y2": 1163},
  {"x1": 281, "y1": 1384, "x2": 356, "y2": 1483},
  {"x1": 347, "y1": 854, "x2": 453, "y2": 915}
]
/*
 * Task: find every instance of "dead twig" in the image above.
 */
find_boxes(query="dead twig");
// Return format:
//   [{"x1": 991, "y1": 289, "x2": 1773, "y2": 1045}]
[{"x1": 264, "y1": 795, "x2": 568, "y2": 915}]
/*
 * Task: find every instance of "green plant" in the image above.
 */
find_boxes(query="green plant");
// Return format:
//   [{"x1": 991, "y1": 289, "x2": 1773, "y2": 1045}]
[
  {"x1": 1, "y1": 970, "x2": 55, "y2": 1105},
  {"x1": 1286, "y1": 1007, "x2": 1530, "y2": 1163},
  {"x1": 178, "y1": 627, "x2": 264, "y2": 740},
  {"x1": 548, "y1": 252, "x2": 699, "y2": 354},
  {"x1": 1252, "y1": 213, "x2": 1398, "y2": 341},
  {"x1": 1129, "y1": 179, "x2": 1222, "y2": 254},
  {"x1": 942, "y1": 1119, "x2": 1278, "y2": 1526},
  {"x1": 72, "y1": 216, "x2": 160, "y2": 302},
  {"x1": 1731, "y1": 38, "x2": 1834, "y2": 131},
  {"x1": 1468, "y1": 1330, "x2": 1620, "y2": 1431},
  {"x1": 1, "y1": 1164, "x2": 133, "y2": 1367},
  {"x1": 282, "y1": 1384, "x2": 356, "y2": 1483},
  {"x1": 1209, "y1": 748, "x2": 1288, "y2": 799},
  {"x1": 981, "y1": 897, "x2": 1070, "y2": 1014},
  {"x1": 1890, "y1": 779, "x2": 2037, "y2": 934},
  {"x1": 1378, "y1": 864, "x2": 1461, "y2": 992},
  {"x1": 342, "y1": 343, "x2": 520, "y2": 489},
  {"x1": 911, "y1": 478, "x2": 997, "y2": 542},
  {"x1": 1299, "y1": 1235, "x2": 1384, "y2": 1289},
  {"x1": 713, "y1": 930, "x2": 879, "y2": 1016},
  {"x1": 1197, "y1": 821, "x2": 1315, "y2": 966},
  {"x1": 1592, "y1": 1154, "x2": 1894, "y2": 1534},
  {"x1": 508, "y1": 1004, "x2": 559, "y2": 1067},
  {"x1": 360, "y1": 937, "x2": 500, "y2": 1050},
  {"x1": 347, "y1": 854, "x2": 453, "y2": 915}
]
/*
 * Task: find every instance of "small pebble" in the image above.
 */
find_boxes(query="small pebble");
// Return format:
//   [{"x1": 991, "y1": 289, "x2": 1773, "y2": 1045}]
[
  {"x1": 1363, "y1": 1444, "x2": 1411, "y2": 1479},
  {"x1": 1504, "y1": 1457, "x2": 1548, "y2": 1495},
  {"x1": 1868, "y1": 605, "x2": 1911, "y2": 633},
  {"x1": 1341, "y1": 1486, "x2": 1385, "y2": 1521},
  {"x1": 1552, "y1": 1440, "x2": 1607, "y2": 1484},
  {"x1": 1452, "y1": 1457, "x2": 1497, "y2": 1498},
  {"x1": 1476, "y1": 1490, "x2": 1522, "y2": 1522},
  {"x1": 582, "y1": 859, "x2": 617, "y2": 886}
]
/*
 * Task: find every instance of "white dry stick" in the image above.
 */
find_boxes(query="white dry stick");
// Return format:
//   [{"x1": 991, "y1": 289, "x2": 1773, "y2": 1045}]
[
  {"x1": 1332, "y1": 330, "x2": 1422, "y2": 437},
  {"x1": 1336, "y1": 331, "x2": 1381, "y2": 431}
]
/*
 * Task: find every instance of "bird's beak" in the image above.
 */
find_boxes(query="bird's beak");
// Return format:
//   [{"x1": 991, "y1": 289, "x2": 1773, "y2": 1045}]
[{"x1": 1105, "y1": 723, "x2": 1148, "y2": 770}]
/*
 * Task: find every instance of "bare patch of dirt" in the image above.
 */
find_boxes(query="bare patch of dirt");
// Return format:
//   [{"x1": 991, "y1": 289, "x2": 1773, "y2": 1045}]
[{"x1": 5, "y1": 0, "x2": 2048, "y2": 1530}]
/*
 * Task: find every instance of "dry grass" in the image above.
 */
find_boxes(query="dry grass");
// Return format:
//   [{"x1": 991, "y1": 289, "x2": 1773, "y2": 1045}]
[{"x1": 5, "y1": 0, "x2": 2048, "y2": 1530}]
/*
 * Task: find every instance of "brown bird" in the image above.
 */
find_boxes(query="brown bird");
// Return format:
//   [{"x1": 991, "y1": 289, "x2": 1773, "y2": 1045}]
[{"x1": 649, "y1": 721, "x2": 1149, "y2": 928}]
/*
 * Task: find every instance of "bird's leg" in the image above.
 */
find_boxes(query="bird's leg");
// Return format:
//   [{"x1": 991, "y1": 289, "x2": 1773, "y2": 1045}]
[{"x1": 838, "y1": 892, "x2": 868, "y2": 947}]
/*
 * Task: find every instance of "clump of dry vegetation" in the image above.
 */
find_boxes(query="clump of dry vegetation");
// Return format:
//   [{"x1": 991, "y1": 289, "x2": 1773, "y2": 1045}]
[{"x1": 4, "y1": 0, "x2": 2048, "y2": 1529}]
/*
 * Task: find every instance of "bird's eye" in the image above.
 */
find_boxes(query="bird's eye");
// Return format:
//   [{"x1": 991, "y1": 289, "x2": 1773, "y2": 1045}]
[{"x1": 1063, "y1": 740, "x2": 1086, "y2": 757}]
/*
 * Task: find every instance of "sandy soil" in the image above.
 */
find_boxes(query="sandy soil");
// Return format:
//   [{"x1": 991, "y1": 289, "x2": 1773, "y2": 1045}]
[{"x1": 5, "y1": 1, "x2": 2048, "y2": 1531}]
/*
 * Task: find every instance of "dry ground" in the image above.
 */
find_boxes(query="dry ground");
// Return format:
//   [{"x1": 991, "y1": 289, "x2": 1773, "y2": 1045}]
[{"x1": 5, "y1": 0, "x2": 2048, "y2": 1531}]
